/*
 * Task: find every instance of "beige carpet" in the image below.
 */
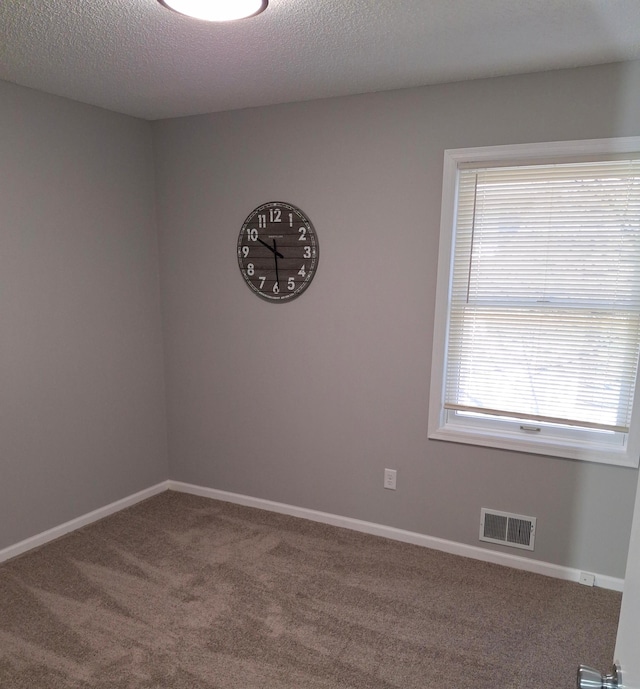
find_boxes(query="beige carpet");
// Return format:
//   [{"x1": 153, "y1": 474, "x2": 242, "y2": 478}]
[{"x1": 0, "y1": 491, "x2": 620, "y2": 689}]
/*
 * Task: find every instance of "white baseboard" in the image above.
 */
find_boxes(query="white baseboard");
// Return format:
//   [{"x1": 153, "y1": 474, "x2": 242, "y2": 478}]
[
  {"x1": 168, "y1": 480, "x2": 625, "y2": 592},
  {"x1": 0, "y1": 481, "x2": 170, "y2": 564},
  {"x1": 1, "y1": 478, "x2": 624, "y2": 592}
]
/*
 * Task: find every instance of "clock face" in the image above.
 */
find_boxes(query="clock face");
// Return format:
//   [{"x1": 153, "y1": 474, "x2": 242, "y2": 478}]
[{"x1": 238, "y1": 202, "x2": 319, "y2": 302}]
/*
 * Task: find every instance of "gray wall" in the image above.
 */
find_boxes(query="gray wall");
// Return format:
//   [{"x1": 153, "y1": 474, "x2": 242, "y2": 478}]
[
  {"x1": 0, "y1": 81, "x2": 168, "y2": 549},
  {"x1": 153, "y1": 61, "x2": 640, "y2": 579},
  {"x1": 2, "y1": 61, "x2": 639, "y2": 579}
]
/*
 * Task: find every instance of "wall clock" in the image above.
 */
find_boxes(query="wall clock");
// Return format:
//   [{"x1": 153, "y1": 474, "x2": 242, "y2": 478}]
[{"x1": 237, "y1": 202, "x2": 319, "y2": 302}]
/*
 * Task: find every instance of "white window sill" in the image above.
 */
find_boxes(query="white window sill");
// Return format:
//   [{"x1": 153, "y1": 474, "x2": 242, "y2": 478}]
[{"x1": 428, "y1": 424, "x2": 640, "y2": 468}]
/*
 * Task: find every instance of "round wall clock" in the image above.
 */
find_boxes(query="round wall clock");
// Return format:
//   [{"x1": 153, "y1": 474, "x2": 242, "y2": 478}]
[{"x1": 237, "y1": 202, "x2": 319, "y2": 302}]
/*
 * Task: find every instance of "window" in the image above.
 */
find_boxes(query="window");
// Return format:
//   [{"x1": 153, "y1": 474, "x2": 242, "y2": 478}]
[{"x1": 429, "y1": 138, "x2": 640, "y2": 467}]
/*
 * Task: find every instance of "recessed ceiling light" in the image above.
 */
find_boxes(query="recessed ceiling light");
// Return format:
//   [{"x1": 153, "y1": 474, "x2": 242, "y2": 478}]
[{"x1": 158, "y1": 0, "x2": 268, "y2": 22}]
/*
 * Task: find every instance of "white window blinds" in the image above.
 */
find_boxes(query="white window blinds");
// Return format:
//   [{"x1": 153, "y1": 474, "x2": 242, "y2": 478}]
[{"x1": 445, "y1": 159, "x2": 640, "y2": 433}]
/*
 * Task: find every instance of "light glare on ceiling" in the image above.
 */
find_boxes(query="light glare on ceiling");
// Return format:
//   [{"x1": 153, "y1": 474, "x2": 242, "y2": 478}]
[{"x1": 159, "y1": 0, "x2": 268, "y2": 21}]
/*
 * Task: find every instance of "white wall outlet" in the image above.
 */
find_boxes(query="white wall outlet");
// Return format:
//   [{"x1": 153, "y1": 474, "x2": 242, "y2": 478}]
[
  {"x1": 384, "y1": 468, "x2": 397, "y2": 490},
  {"x1": 579, "y1": 572, "x2": 596, "y2": 587}
]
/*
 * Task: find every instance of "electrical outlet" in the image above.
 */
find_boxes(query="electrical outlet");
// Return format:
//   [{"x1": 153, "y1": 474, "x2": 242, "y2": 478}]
[
  {"x1": 384, "y1": 468, "x2": 397, "y2": 490},
  {"x1": 579, "y1": 572, "x2": 595, "y2": 587}
]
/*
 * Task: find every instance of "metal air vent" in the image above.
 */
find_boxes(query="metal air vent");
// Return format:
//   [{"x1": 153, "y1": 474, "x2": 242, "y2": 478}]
[{"x1": 480, "y1": 508, "x2": 536, "y2": 551}]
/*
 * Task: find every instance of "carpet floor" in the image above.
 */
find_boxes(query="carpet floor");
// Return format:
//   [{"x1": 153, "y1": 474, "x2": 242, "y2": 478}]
[{"x1": 0, "y1": 490, "x2": 621, "y2": 689}]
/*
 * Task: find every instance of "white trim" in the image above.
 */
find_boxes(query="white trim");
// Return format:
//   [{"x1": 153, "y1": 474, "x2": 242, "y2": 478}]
[
  {"x1": 0, "y1": 481, "x2": 169, "y2": 564},
  {"x1": 0, "y1": 478, "x2": 623, "y2": 592},
  {"x1": 168, "y1": 481, "x2": 624, "y2": 592},
  {"x1": 428, "y1": 425, "x2": 639, "y2": 468},
  {"x1": 446, "y1": 136, "x2": 640, "y2": 165}
]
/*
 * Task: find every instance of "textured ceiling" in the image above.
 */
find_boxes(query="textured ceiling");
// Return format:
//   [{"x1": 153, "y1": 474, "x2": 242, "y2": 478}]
[{"x1": 1, "y1": 0, "x2": 639, "y2": 121}]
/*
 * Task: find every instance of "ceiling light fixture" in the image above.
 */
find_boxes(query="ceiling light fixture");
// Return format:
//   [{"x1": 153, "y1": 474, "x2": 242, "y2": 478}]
[{"x1": 158, "y1": 0, "x2": 268, "y2": 22}]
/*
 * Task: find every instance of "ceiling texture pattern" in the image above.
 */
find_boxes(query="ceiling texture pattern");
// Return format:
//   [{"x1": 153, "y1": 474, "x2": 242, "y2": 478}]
[{"x1": 1, "y1": 0, "x2": 639, "y2": 121}]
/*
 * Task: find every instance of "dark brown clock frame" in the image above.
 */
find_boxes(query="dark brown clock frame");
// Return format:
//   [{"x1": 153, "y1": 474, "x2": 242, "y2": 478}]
[{"x1": 237, "y1": 202, "x2": 319, "y2": 302}]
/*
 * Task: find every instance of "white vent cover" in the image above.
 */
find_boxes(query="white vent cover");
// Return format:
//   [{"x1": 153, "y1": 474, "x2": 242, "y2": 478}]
[{"x1": 479, "y1": 508, "x2": 536, "y2": 551}]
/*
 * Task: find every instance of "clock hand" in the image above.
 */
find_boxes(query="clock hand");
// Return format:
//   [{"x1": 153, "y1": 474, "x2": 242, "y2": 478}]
[
  {"x1": 273, "y1": 239, "x2": 280, "y2": 288},
  {"x1": 257, "y1": 236, "x2": 284, "y2": 258}
]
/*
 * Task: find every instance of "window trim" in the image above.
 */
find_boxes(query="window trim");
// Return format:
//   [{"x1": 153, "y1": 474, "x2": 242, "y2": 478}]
[{"x1": 428, "y1": 137, "x2": 640, "y2": 468}]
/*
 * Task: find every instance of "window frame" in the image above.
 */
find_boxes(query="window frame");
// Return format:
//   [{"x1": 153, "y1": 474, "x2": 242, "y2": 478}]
[{"x1": 428, "y1": 137, "x2": 640, "y2": 468}]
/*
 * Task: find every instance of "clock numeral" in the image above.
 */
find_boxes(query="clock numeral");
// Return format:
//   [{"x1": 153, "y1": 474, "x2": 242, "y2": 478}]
[
  {"x1": 258, "y1": 214, "x2": 266, "y2": 229},
  {"x1": 303, "y1": 246, "x2": 312, "y2": 259},
  {"x1": 289, "y1": 213, "x2": 294, "y2": 227},
  {"x1": 273, "y1": 282, "x2": 280, "y2": 294},
  {"x1": 259, "y1": 276, "x2": 266, "y2": 289},
  {"x1": 298, "y1": 227, "x2": 307, "y2": 241},
  {"x1": 247, "y1": 263, "x2": 255, "y2": 276},
  {"x1": 298, "y1": 265, "x2": 306, "y2": 278},
  {"x1": 269, "y1": 208, "x2": 281, "y2": 223},
  {"x1": 242, "y1": 246, "x2": 249, "y2": 257},
  {"x1": 287, "y1": 277, "x2": 295, "y2": 291},
  {"x1": 247, "y1": 228, "x2": 258, "y2": 241}
]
